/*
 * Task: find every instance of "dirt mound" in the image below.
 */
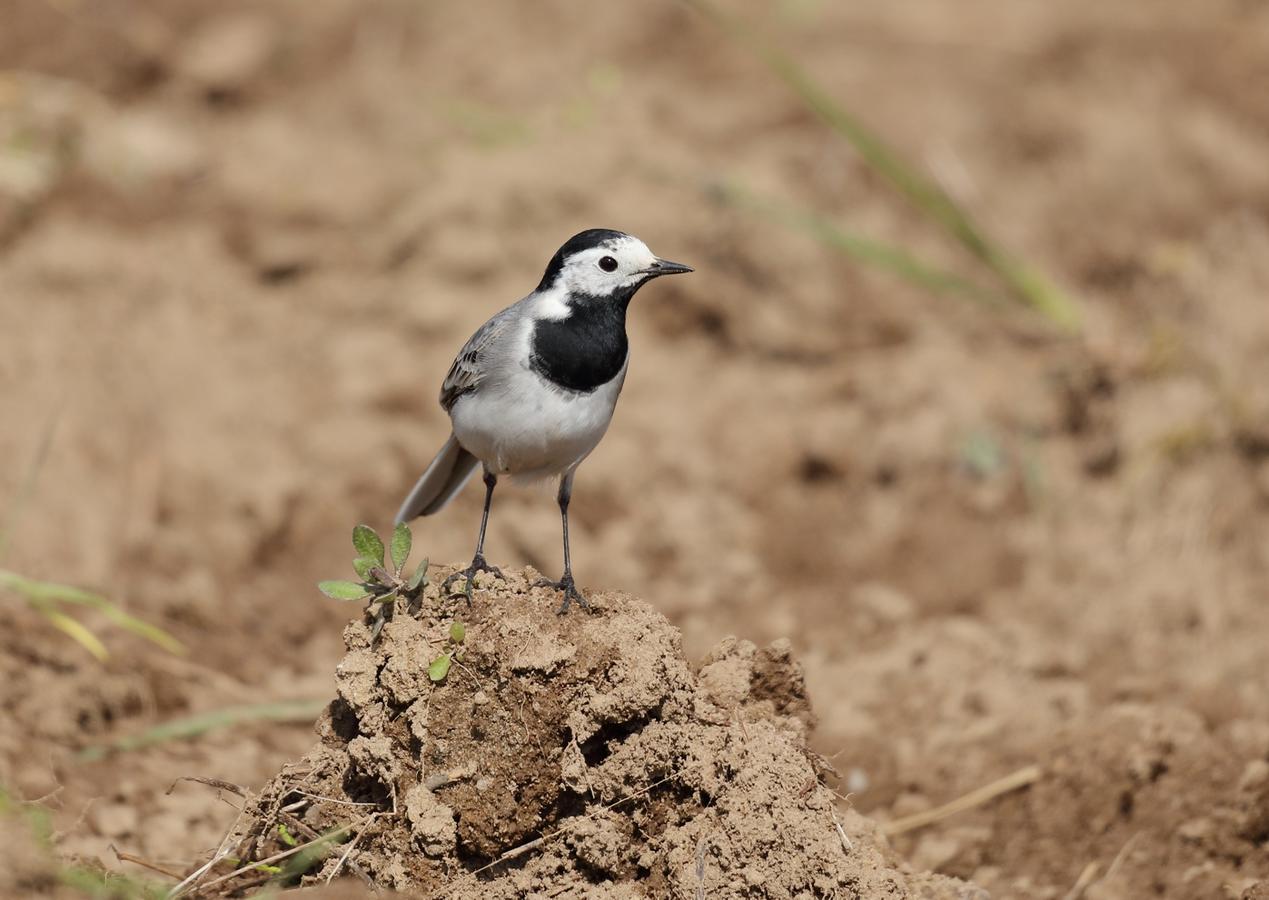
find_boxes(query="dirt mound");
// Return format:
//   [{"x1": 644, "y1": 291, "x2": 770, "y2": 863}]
[{"x1": 201, "y1": 569, "x2": 981, "y2": 898}]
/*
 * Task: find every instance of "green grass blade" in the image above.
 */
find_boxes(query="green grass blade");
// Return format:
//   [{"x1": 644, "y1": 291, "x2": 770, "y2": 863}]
[
  {"x1": 714, "y1": 180, "x2": 1003, "y2": 304},
  {"x1": 78, "y1": 699, "x2": 328, "y2": 761},
  {"x1": 51, "y1": 589, "x2": 186, "y2": 656},
  {"x1": 682, "y1": 0, "x2": 1081, "y2": 331},
  {"x1": 37, "y1": 605, "x2": 109, "y2": 661},
  {"x1": 0, "y1": 568, "x2": 186, "y2": 655}
]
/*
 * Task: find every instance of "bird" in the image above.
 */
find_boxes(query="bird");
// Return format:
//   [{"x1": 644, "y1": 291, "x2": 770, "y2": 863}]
[{"x1": 395, "y1": 229, "x2": 693, "y2": 613}]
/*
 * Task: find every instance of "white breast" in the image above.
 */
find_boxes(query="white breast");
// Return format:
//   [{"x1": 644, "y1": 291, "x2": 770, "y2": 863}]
[{"x1": 449, "y1": 349, "x2": 628, "y2": 482}]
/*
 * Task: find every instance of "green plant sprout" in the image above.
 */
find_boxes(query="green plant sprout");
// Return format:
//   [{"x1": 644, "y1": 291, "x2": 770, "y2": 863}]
[
  {"x1": 318, "y1": 523, "x2": 429, "y2": 642},
  {"x1": 0, "y1": 569, "x2": 185, "y2": 662},
  {"x1": 428, "y1": 619, "x2": 467, "y2": 683}
]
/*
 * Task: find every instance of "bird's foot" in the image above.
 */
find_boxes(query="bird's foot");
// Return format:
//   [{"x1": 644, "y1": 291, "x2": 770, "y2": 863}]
[
  {"x1": 443, "y1": 554, "x2": 504, "y2": 603},
  {"x1": 534, "y1": 573, "x2": 589, "y2": 615}
]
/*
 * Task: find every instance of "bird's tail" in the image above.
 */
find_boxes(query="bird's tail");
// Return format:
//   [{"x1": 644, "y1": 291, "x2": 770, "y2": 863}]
[{"x1": 395, "y1": 434, "x2": 480, "y2": 523}]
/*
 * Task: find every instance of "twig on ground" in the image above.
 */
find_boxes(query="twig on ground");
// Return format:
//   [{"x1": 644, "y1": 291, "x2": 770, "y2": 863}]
[
  {"x1": 482, "y1": 838, "x2": 544, "y2": 872},
  {"x1": 1060, "y1": 833, "x2": 1140, "y2": 900},
  {"x1": 167, "y1": 777, "x2": 246, "y2": 803},
  {"x1": 325, "y1": 814, "x2": 380, "y2": 888},
  {"x1": 881, "y1": 764, "x2": 1042, "y2": 836},
  {"x1": 111, "y1": 845, "x2": 183, "y2": 881},
  {"x1": 830, "y1": 808, "x2": 853, "y2": 853},
  {"x1": 424, "y1": 766, "x2": 477, "y2": 792},
  {"x1": 284, "y1": 788, "x2": 381, "y2": 809},
  {"x1": 1102, "y1": 832, "x2": 1140, "y2": 882},
  {"x1": 1060, "y1": 861, "x2": 1101, "y2": 900}
]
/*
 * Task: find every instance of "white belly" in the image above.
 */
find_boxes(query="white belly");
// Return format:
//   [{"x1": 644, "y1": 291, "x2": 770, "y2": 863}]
[{"x1": 450, "y1": 360, "x2": 627, "y2": 480}]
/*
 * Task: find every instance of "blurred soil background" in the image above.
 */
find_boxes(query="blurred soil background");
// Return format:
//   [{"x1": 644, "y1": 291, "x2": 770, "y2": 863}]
[{"x1": 1, "y1": 0, "x2": 1268, "y2": 896}]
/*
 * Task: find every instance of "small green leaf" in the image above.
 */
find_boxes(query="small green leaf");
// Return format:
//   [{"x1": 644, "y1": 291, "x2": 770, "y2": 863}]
[
  {"x1": 352, "y1": 525, "x2": 385, "y2": 565},
  {"x1": 318, "y1": 580, "x2": 370, "y2": 601},
  {"x1": 449, "y1": 621, "x2": 466, "y2": 644},
  {"x1": 277, "y1": 823, "x2": 299, "y2": 847},
  {"x1": 352, "y1": 556, "x2": 377, "y2": 580},
  {"x1": 428, "y1": 653, "x2": 452, "y2": 682},
  {"x1": 390, "y1": 523, "x2": 412, "y2": 573},
  {"x1": 408, "y1": 558, "x2": 430, "y2": 591}
]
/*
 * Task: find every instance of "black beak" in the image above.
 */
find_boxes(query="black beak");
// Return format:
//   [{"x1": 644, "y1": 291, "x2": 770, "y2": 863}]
[{"x1": 642, "y1": 258, "x2": 694, "y2": 278}]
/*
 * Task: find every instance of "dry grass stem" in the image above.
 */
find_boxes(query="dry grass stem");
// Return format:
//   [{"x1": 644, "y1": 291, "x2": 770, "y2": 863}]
[
  {"x1": 111, "y1": 845, "x2": 183, "y2": 881},
  {"x1": 881, "y1": 764, "x2": 1042, "y2": 836}
]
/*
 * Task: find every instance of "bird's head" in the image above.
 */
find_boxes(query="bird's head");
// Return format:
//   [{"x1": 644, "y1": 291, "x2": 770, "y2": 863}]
[{"x1": 536, "y1": 229, "x2": 692, "y2": 300}]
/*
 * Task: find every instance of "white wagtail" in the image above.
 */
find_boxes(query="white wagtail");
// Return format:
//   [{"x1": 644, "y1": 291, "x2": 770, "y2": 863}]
[{"x1": 395, "y1": 229, "x2": 692, "y2": 613}]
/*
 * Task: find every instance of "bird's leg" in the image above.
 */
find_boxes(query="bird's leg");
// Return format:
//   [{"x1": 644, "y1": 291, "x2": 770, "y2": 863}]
[
  {"x1": 443, "y1": 468, "x2": 504, "y2": 603},
  {"x1": 534, "y1": 471, "x2": 588, "y2": 614}
]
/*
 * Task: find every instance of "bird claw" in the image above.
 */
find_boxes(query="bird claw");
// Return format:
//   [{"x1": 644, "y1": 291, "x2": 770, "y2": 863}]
[
  {"x1": 443, "y1": 555, "x2": 504, "y2": 603},
  {"x1": 534, "y1": 574, "x2": 589, "y2": 615}
]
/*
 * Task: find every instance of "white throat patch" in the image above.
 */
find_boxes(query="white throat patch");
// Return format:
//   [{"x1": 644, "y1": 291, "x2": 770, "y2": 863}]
[{"x1": 531, "y1": 281, "x2": 574, "y2": 321}]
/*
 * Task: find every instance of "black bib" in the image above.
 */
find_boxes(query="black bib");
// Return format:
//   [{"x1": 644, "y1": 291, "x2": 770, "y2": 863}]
[{"x1": 529, "y1": 292, "x2": 631, "y2": 393}]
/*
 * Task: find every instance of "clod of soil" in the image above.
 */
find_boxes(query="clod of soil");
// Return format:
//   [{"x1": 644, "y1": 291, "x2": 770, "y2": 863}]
[{"x1": 213, "y1": 570, "x2": 983, "y2": 898}]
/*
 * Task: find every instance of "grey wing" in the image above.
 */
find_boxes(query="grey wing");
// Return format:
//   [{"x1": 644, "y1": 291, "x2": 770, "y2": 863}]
[{"x1": 439, "y1": 305, "x2": 519, "y2": 412}]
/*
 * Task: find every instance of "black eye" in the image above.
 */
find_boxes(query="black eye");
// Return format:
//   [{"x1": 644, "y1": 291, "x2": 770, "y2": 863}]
[{"x1": 598, "y1": 255, "x2": 618, "y2": 272}]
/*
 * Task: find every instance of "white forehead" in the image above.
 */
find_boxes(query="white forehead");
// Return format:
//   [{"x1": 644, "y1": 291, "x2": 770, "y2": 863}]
[{"x1": 566, "y1": 235, "x2": 655, "y2": 269}]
